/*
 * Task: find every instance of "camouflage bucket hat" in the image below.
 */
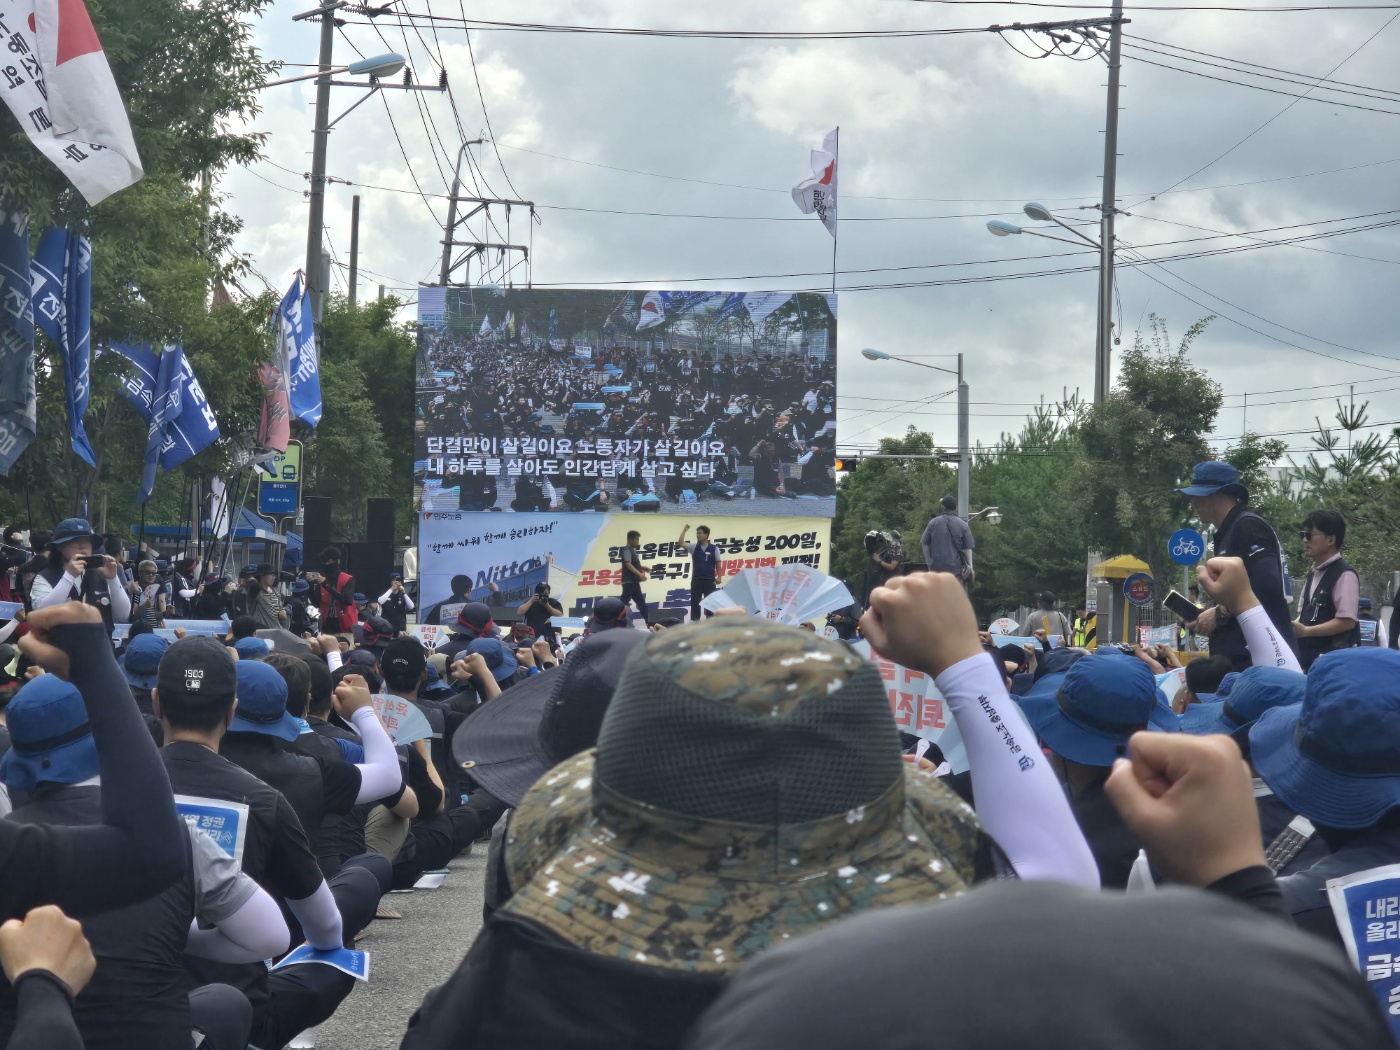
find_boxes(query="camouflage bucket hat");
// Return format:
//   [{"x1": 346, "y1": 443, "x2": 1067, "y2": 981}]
[{"x1": 499, "y1": 619, "x2": 996, "y2": 973}]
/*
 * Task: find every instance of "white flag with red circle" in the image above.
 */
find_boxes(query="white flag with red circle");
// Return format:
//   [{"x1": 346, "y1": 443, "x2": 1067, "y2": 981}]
[{"x1": 791, "y1": 128, "x2": 838, "y2": 238}]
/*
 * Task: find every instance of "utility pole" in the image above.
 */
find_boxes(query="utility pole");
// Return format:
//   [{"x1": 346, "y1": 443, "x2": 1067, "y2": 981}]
[
  {"x1": 957, "y1": 353, "x2": 970, "y2": 521},
  {"x1": 348, "y1": 193, "x2": 360, "y2": 305},
  {"x1": 1095, "y1": 0, "x2": 1124, "y2": 403},
  {"x1": 439, "y1": 138, "x2": 534, "y2": 287},
  {"x1": 299, "y1": 0, "x2": 343, "y2": 324}
]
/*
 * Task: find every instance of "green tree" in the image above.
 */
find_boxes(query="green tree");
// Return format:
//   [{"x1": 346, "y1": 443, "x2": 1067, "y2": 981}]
[
  {"x1": 831, "y1": 428, "x2": 955, "y2": 589},
  {"x1": 1074, "y1": 316, "x2": 1222, "y2": 585},
  {"x1": 0, "y1": 0, "x2": 272, "y2": 519},
  {"x1": 969, "y1": 398, "x2": 1090, "y2": 616}
]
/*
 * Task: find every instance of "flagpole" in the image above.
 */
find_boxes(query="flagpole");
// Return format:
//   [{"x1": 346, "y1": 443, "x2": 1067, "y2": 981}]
[{"x1": 831, "y1": 126, "x2": 839, "y2": 295}]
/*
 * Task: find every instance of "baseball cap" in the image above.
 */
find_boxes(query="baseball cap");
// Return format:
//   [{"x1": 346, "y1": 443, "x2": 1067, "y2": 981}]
[
  {"x1": 0, "y1": 675, "x2": 99, "y2": 791},
  {"x1": 1019, "y1": 650, "x2": 1178, "y2": 767},
  {"x1": 120, "y1": 634, "x2": 169, "y2": 692},
  {"x1": 587, "y1": 596, "x2": 631, "y2": 633},
  {"x1": 229, "y1": 660, "x2": 299, "y2": 742},
  {"x1": 158, "y1": 636, "x2": 238, "y2": 699},
  {"x1": 466, "y1": 637, "x2": 519, "y2": 684},
  {"x1": 382, "y1": 636, "x2": 428, "y2": 687},
  {"x1": 453, "y1": 629, "x2": 649, "y2": 806},
  {"x1": 49, "y1": 518, "x2": 96, "y2": 547},
  {"x1": 233, "y1": 637, "x2": 271, "y2": 661}
]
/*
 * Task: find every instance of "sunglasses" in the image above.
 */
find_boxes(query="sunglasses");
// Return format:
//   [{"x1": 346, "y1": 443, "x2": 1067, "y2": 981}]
[{"x1": 1299, "y1": 531, "x2": 1316, "y2": 540}]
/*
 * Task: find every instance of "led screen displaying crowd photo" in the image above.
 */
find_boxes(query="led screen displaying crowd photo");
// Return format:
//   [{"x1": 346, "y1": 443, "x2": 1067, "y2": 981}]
[{"x1": 415, "y1": 287, "x2": 837, "y2": 517}]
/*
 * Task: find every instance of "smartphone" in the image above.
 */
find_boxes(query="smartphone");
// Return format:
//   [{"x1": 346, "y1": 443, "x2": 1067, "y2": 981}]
[{"x1": 1164, "y1": 589, "x2": 1203, "y2": 622}]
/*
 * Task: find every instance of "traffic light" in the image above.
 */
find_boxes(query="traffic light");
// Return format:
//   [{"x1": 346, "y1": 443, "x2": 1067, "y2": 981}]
[{"x1": 834, "y1": 456, "x2": 861, "y2": 472}]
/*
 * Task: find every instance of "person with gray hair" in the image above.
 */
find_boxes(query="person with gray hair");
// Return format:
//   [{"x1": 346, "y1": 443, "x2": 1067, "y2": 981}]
[{"x1": 129, "y1": 560, "x2": 167, "y2": 631}]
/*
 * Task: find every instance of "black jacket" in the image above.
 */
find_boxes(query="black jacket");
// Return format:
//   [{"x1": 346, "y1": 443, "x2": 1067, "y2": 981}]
[
  {"x1": 1210, "y1": 505, "x2": 1296, "y2": 670},
  {"x1": 401, "y1": 912, "x2": 725, "y2": 1050}
]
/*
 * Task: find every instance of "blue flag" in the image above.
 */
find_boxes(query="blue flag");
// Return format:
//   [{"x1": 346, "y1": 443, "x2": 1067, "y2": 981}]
[
  {"x1": 138, "y1": 344, "x2": 185, "y2": 505},
  {"x1": 107, "y1": 342, "x2": 219, "y2": 474},
  {"x1": 278, "y1": 273, "x2": 321, "y2": 428},
  {"x1": 548, "y1": 308, "x2": 558, "y2": 339},
  {"x1": 0, "y1": 205, "x2": 36, "y2": 476},
  {"x1": 30, "y1": 229, "x2": 96, "y2": 467}
]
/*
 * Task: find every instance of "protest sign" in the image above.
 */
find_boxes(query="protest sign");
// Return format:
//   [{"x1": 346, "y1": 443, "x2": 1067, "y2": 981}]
[
  {"x1": 1328, "y1": 863, "x2": 1400, "y2": 1042},
  {"x1": 270, "y1": 945, "x2": 370, "y2": 981},
  {"x1": 418, "y1": 511, "x2": 830, "y2": 625},
  {"x1": 849, "y1": 640, "x2": 967, "y2": 774},
  {"x1": 176, "y1": 795, "x2": 249, "y2": 865},
  {"x1": 415, "y1": 287, "x2": 836, "y2": 518},
  {"x1": 371, "y1": 694, "x2": 436, "y2": 746}
]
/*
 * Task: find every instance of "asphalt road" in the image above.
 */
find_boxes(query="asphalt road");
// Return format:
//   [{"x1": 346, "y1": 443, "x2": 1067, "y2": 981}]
[{"x1": 309, "y1": 851, "x2": 487, "y2": 1050}]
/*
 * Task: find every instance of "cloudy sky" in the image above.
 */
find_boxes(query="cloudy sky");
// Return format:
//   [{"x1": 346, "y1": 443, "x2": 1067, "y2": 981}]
[{"x1": 222, "y1": 0, "x2": 1400, "y2": 461}]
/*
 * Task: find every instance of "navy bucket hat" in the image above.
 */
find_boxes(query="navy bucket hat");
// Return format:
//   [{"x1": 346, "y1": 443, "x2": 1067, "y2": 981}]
[
  {"x1": 229, "y1": 660, "x2": 300, "y2": 742},
  {"x1": 120, "y1": 633, "x2": 169, "y2": 692},
  {"x1": 466, "y1": 637, "x2": 519, "y2": 684},
  {"x1": 1250, "y1": 648, "x2": 1400, "y2": 829},
  {"x1": 0, "y1": 675, "x2": 99, "y2": 792},
  {"x1": 49, "y1": 518, "x2": 96, "y2": 547},
  {"x1": 1180, "y1": 665, "x2": 1304, "y2": 736},
  {"x1": 1019, "y1": 651, "x2": 1179, "y2": 767},
  {"x1": 1177, "y1": 461, "x2": 1249, "y2": 499}
]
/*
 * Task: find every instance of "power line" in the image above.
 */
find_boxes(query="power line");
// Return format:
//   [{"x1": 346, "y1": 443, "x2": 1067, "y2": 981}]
[
  {"x1": 1139, "y1": 10, "x2": 1400, "y2": 200},
  {"x1": 1125, "y1": 51, "x2": 1400, "y2": 116},
  {"x1": 456, "y1": 1, "x2": 526, "y2": 202}
]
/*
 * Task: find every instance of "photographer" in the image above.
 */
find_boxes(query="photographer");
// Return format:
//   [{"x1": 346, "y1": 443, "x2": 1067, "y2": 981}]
[
  {"x1": 28, "y1": 520, "x2": 131, "y2": 630},
  {"x1": 517, "y1": 582, "x2": 562, "y2": 643},
  {"x1": 863, "y1": 530, "x2": 903, "y2": 605},
  {"x1": 379, "y1": 574, "x2": 415, "y2": 635}
]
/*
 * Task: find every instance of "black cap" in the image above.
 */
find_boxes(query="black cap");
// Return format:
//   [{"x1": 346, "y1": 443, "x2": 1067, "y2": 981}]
[
  {"x1": 157, "y1": 636, "x2": 238, "y2": 699},
  {"x1": 382, "y1": 636, "x2": 427, "y2": 685},
  {"x1": 362, "y1": 615, "x2": 396, "y2": 647},
  {"x1": 1037, "y1": 591, "x2": 1057, "y2": 607}
]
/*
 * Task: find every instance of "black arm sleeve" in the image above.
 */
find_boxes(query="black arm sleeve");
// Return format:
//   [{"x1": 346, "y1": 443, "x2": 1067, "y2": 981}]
[
  {"x1": 0, "y1": 622, "x2": 186, "y2": 919},
  {"x1": 7, "y1": 972, "x2": 81, "y2": 1050},
  {"x1": 1206, "y1": 865, "x2": 1290, "y2": 919}
]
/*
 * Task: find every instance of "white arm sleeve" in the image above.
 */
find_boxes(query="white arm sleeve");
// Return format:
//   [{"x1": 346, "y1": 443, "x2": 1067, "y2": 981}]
[
  {"x1": 30, "y1": 572, "x2": 75, "y2": 609},
  {"x1": 325, "y1": 649, "x2": 343, "y2": 672},
  {"x1": 934, "y1": 654, "x2": 1100, "y2": 888},
  {"x1": 349, "y1": 705, "x2": 404, "y2": 803},
  {"x1": 402, "y1": 593, "x2": 414, "y2": 611},
  {"x1": 186, "y1": 885, "x2": 290, "y2": 963},
  {"x1": 1237, "y1": 605, "x2": 1302, "y2": 673},
  {"x1": 179, "y1": 586, "x2": 198, "y2": 599},
  {"x1": 107, "y1": 577, "x2": 131, "y2": 623},
  {"x1": 285, "y1": 881, "x2": 343, "y2": 950},
  {"x1": 377, "y1": 589, "x2": 393, "y2": 605}
]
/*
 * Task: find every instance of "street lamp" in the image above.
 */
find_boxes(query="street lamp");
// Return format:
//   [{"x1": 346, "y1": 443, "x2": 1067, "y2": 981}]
[
  {"x1": 860, "y1": 349, "x2": 970, "y2": 521},
  {"x1": 969, "y1": 506, "x2": 1002, "y2": 525},
  {"x1": 263, "y1": 53, "x2": 405, "y2": 87},
  {"x1": 986, "y1": 200, "x2": 1117, "y2": 403}
]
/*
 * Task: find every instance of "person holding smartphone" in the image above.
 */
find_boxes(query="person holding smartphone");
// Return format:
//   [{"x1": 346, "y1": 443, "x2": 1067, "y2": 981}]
[
  {"x1": 28, "y1": 520, "x2": 131, "y2": 631},
  {"x1": 518, "y1": 582, "x2": 562, "y2": 642}
]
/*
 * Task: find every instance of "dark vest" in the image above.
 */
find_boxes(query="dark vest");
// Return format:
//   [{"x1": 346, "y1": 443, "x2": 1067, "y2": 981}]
[
  {"x1": 219, "y1": 732, "x2": 329, "y2": 853},
  {"x1": 1297, "y1": 558, "x2": 1361, "y2": 669},
  {"x1": 39, "y1": 563, "x2": 116, "y2": 632}
]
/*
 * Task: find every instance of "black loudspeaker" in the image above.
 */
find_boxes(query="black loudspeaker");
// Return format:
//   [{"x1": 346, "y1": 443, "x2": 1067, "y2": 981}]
[
  {"x1": 367, "y1": 498, "x2": 396, "y2": 547},
  {"x1": 303, "y1": 497, "x2": 333, "y2": 563},
  {"x1": 346, "y1": 540, "x2": 394, "y2": 602}
]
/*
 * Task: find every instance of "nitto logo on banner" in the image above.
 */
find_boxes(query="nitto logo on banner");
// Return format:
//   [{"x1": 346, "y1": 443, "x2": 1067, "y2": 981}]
[{"x1": 475, "y1": 558, "x2": 544, "y2": 591}]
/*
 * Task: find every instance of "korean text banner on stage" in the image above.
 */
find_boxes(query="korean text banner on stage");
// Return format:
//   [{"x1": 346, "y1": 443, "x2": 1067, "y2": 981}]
[
  {"x1": 417, "y1": 511, "x2": 831, "y2": 626},
  {"x1": 414, "y1": 287, "x2": 836, "y2": 518}
]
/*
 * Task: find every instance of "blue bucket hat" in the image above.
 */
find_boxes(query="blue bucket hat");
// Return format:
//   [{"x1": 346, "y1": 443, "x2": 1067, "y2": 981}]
[
  {"x1": 229, "y1": 660, "x2": 299, "y2": 742},
  {"x1": 1019, "y1": 651, "x2": 1179, "y2": 767},
  {"x1": 1250, "y1": 649, "x2": 1400, "y2": 829},
  {"x1": 49, "y1": 518, "x2": 96, "y2": 547},
  {"x1": 292, "y1": 579, "x2": 310, "y2": 595},
  {"x1": 1179, "y1": 665, "x2": 1304, "y2": 736},
  {"x1": 0, "y1": 676, "x2": 99, "y2": 792},
  {"x1": 233, "y1": 637, "x2": 271, "y2": 661},
  {"x1": 466, "y1": 637, "x2": 519, "y2": 684},
  {"x1": 120, "y1": 634, "x2": 169, "y2": 692},
  {"x1": 1176, "y1": 461, "x2": 1248, "y2": 499}
]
